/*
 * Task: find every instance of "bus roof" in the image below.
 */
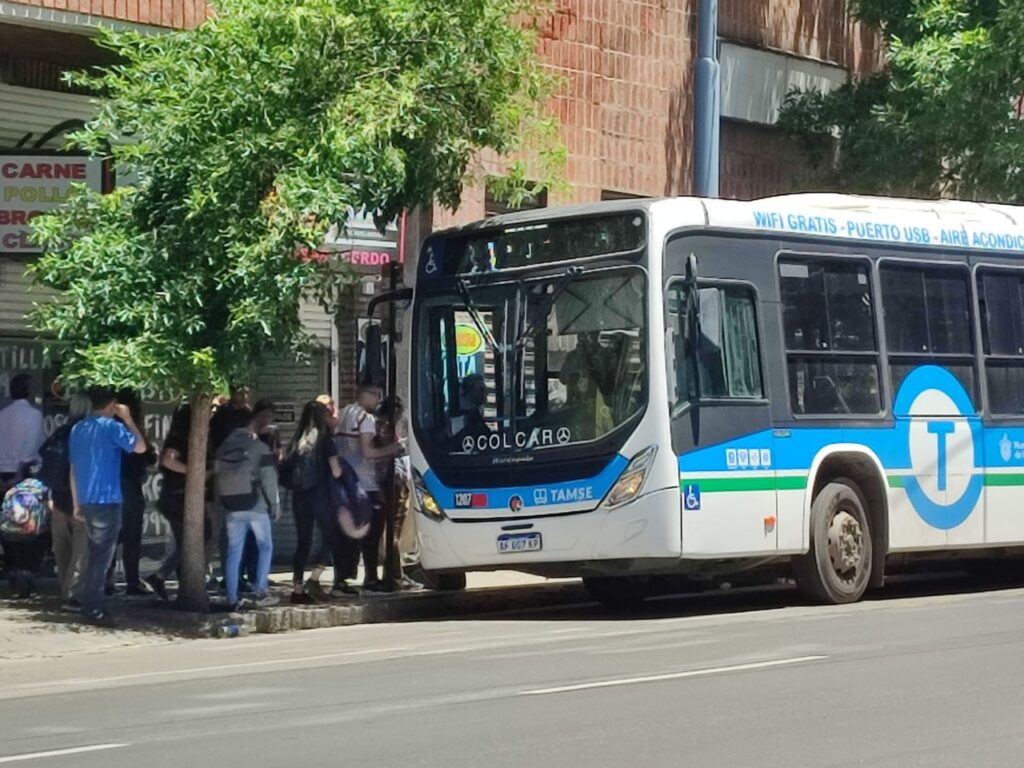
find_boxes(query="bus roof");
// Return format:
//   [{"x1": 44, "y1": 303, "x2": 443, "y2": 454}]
[
  {"x1": 436, "y1": 193, "x2": 1024, "y2": 255},
  {"x1": 670, "y1": 193, "x2": 1024, "y2": 254}
]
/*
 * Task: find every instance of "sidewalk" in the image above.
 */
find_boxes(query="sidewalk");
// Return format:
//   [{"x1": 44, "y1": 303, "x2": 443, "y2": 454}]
[{"x1": 0, "y1": 570, "x2": 586, "y2": 660}]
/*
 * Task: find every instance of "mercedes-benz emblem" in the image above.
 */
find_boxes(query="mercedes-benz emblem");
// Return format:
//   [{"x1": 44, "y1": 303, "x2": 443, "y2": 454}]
[{"x1": 556, "y1": 427, "x2": 571, "y2": 444}]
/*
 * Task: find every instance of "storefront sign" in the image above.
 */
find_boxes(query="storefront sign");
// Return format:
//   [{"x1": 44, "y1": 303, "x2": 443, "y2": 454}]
[{"x1": 0, "y1": 155, "x2": 102, "y2": 254}]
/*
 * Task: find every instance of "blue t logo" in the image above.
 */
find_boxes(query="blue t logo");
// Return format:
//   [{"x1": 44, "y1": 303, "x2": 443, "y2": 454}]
[{"x1": 928, "y1": 421, "x2": 955, "y2": 491}]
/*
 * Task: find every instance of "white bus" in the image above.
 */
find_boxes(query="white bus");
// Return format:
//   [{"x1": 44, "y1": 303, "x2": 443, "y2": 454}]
[{"x1": 405, "y1": 194, "x2": 1024, "y2": 606}]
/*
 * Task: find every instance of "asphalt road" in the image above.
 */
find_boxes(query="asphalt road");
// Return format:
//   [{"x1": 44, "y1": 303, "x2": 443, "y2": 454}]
[{"x1": 1, "y1": 576, "x2": 1024, "y2": 767}]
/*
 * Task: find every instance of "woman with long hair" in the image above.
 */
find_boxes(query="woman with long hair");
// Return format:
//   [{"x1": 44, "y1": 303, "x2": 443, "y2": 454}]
[{"x1": 286, "y1": 400, "x2": 342, "y2": 604}]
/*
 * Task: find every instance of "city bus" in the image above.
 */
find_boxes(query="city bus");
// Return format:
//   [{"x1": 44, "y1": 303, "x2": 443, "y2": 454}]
[{"x1": 405, "y1": 193, "x2": 1024, "y2": 606}]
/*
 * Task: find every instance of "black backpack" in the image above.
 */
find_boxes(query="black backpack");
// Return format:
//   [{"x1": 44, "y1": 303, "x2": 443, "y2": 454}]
[
  {"x1": 284, "y1": 442, "x2": 321, "y2": 492},
  {"x1": 38, "y1": 425, "x2": 72, "y2": 512}
]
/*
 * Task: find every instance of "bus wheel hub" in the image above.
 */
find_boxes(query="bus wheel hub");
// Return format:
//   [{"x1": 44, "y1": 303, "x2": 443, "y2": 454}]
[{"x1": 828, "y1": 511, "x2": 863, "y2": 576}]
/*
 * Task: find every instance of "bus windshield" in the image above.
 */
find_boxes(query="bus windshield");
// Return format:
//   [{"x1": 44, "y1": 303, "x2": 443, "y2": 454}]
[{"x1": 414, "y1": 267, "x2": 647, "y2": 458}]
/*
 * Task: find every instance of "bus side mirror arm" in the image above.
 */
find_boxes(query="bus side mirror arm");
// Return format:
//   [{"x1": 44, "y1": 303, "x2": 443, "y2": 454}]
[
  {"x1": 685, "y1": 252, "x2": 699, "y2": 286},
  {"x1": 367, "y1": 287, "x2": 414, "y2": 319}
]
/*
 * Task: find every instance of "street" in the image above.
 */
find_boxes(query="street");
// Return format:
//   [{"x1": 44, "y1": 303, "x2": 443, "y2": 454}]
[{"x1": 1, "y1": 577, "x2": 1023, "y2": 767}]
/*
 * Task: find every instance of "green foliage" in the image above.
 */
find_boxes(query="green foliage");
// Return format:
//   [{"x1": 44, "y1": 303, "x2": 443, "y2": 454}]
[
  {"x1": 778, "y1": 0, "x2": 1024, "y2": 201},
  {"x1": 30, "y1": 0, "x2": 559, "y2": 396}
]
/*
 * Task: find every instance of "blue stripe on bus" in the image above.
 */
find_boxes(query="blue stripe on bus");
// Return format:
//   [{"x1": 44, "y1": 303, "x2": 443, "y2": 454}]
[{"x1": 424, "y1": 454, "x2": 629, "y2": 513}]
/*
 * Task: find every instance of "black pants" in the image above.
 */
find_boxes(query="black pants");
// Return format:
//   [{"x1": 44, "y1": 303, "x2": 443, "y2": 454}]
[
  {"x1": 158, "y1": 492, "x2": 212, "y2": 579},
  {"x1": 110, "y1": 481, "x2": 146, "y2": 586},
  {"x1": 292, "y1": 489, "x2": 335, "y2": 586},
  {"x1": 1, "y1": 535, "x2": 46, "y2": 575},
  {"x1": 333, "y1": 491, "x2": 385, "y2": 585}
]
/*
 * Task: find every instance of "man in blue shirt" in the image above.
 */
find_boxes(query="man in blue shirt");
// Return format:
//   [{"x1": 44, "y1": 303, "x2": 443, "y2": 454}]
[{"x1": 69, "y1": 387, "x2": 146, "y2": 625}]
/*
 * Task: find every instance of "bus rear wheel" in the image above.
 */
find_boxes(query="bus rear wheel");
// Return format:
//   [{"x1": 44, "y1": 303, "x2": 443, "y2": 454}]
[
  {"x1": 795, "y1": 479, "x2": 872, "y2": 604},
  {"x1": 583, "y1": 576, "x2": 652, "y2": 610}
]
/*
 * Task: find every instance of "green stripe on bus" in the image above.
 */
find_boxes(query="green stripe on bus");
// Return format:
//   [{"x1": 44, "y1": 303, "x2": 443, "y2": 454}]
[
  {"x1": 680, "y1": 476, "x2": 808, "y2": 493},
  {"x1": 983, "y1": 474, "x2": 1024, "y2": 487},
  {"x1": 686, "y1": 472, "x2": 1024, "y2": 495},
  {"x1": 887, "y1": 473, "x2": 1024, "y2": 488}
]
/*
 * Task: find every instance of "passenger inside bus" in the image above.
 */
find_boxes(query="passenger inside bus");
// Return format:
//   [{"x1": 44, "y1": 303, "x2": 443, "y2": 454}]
[
  {"x1": 450, "y1": 374, "x2": 490, "y2": 449},
  {"x1": 557, "y1": 334, "x2": 614, "y2": 441}
]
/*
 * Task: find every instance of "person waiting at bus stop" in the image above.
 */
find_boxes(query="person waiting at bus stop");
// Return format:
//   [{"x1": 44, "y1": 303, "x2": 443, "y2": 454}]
[
  {"x1": 285, "y1": 400, "x2": 343, "y2": 603},
  {"x1": 336, "y1": 385, "x2": 402, "y2": 591}
]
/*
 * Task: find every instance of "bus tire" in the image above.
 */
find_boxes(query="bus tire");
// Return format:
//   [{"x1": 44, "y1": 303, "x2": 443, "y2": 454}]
[
  {"x1": 795, "y1": 479, "x2": 872, "y2": 604},
  {"x1": 583, "y1": 576, "x2": 652, "y2": 610}
]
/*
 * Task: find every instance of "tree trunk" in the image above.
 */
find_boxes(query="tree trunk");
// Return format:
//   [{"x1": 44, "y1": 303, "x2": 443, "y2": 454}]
[{"x1": 177, "y1": 392, "x2": 212, "y2": 612}]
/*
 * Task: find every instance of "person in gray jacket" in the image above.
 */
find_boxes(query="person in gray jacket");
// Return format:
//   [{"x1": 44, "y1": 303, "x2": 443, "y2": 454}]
[{"x1": 214, "y1": 412, "x2": 280, "y2": 610}]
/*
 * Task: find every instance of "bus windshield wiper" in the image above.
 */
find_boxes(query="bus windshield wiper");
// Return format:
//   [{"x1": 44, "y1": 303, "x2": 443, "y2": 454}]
[
  {"x1": 515, "y1": 265, "x2": 584, "y2": 349},
  {"x1": 456, "y1": 278, "x2": 503, "y2": 353}
]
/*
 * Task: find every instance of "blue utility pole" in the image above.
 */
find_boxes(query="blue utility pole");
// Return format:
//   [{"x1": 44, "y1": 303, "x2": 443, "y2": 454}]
[{"x1": 693, "y1": 0, "x2": 720, "y2": 198}]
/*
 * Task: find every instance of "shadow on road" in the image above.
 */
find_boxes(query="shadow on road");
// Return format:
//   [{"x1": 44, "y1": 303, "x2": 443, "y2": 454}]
[{"x1": 451, "y1": 567, "x2": 1024, "y2": 624}]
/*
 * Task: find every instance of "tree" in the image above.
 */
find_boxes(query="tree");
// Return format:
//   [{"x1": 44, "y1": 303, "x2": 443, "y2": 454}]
[
  {"x1": 778, "y1": 0, "x2": 1024, "y2": 201},
  {"x1": 29, "y1": 0, "x2": 561, "y2": 611}
]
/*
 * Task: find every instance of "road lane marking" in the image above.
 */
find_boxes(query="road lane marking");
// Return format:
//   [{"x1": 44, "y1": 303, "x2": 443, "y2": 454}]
[
  {"x1": 0, "y1": 744, "x2": 128, "y2": 763},
  {"x1": 520, "y1": 655, "x2": 829, "y2": 695},
  {"x1": 4, "y1": 648, "x2": 411, "y2": 691}
]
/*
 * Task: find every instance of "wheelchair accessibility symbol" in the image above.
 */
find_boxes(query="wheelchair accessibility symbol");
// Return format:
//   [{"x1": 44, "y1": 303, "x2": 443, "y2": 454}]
[
  {"x1": 894, "y1": 366, "x2": 983, "y2": 531},
  {"x1": 683, "y1": 483, "x2": 701, "y2": 511}
]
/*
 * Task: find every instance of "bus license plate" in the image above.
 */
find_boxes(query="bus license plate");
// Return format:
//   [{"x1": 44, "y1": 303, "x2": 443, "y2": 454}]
[{"x1": 497, "y1": 532, "x2": 542, "y2": 554}]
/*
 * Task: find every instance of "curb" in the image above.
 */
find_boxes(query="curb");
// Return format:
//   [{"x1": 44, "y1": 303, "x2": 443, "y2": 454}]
[
  {"x1": 2, "y1": 582, "x2": 591, "y2": 639},
  {"x1": 241, "y1": 582, "x2": 590, "y2": 636}
]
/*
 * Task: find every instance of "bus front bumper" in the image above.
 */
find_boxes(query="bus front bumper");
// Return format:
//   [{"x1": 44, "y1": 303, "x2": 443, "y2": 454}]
[{"x1": 416, "y1": 487, "x2": 682, "y2": 572}]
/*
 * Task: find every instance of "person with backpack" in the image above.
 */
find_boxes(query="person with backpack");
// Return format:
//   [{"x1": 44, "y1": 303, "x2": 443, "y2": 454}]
[
  {"x1": 214, "y1": 409, "x2": 280, "y2": 610},
  {"x1": 39, "y1": 394, "x2": 90, "y2": 608},
  {"x1": 282, "y1": 400, "x2": 343, "y2": 604},
  {"x1": 0, "y1": 374, "x2": 48, "y2": 598},
  {"x1": 0, "y1": 478, "x2": 50, "y2": 597},
  {"x1": 69, "y1": 386, "x2": 147, "y2": 626}
]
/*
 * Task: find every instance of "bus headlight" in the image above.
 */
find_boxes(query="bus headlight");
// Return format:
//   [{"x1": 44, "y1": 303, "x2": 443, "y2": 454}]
[
  {"x1": 603, "y1": 446, "x2": 657, "y2": 508},
  {"x1": 413, "y1": 469, "x2": 446, "y2": 521}
]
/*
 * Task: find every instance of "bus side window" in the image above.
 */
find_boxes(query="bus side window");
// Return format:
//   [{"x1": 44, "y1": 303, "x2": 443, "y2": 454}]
[
  {"x1": 669, "y1": 282, "x2": 763, "y2": 406},
  {"x1": 880, "y1": 264, "x2": 975, "y2": 402},
  {"x1": 779, "y1": 257, "x2": 882, "y2": 416},
  {"x1": 977, "y1": 269, "x2": 1024, "y2": 415}
]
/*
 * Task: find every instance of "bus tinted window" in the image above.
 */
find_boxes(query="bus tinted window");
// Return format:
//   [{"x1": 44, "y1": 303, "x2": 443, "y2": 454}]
[
  {"x1": 449, "y1": 213, "x2": 645, "y2": 275},
  {"x1": 978, "y1": 270, "x2": 1024, "y2": 415},
  {"x1": 882, "y1": 267, "x2": 973, "y2": 354},
  {"x1": 779, "y1": 257, "x2": 882, "y2": 416},
  {"x1": 780, "y1": 260, "x2": 875, "y2": 352},
  {"x1": 669, "y1": 284, "x2": 763, "y2": 404},
  {"x1": 881, "y1": 264, "x2": 976, "y2": 400},
  {"x1": 786, "y1": 359, "x2": 882, "y2": 416}
]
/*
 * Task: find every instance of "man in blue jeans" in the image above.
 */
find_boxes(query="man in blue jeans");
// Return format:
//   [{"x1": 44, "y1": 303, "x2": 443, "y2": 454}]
[
  {"x1": 69, "y1": 387, "x2": 147, "y2": 626},
  {"x1": 214, "y1": 412, "x2": 280, "y2": 610}
]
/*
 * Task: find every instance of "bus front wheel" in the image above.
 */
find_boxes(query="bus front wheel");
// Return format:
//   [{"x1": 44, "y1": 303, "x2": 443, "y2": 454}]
[
  {"x1": 795, "y1": 479, "x2": 873, "y2": 604},
  {"x1": 583, "y1": 576, "x2": 652, "y2": 610}
]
